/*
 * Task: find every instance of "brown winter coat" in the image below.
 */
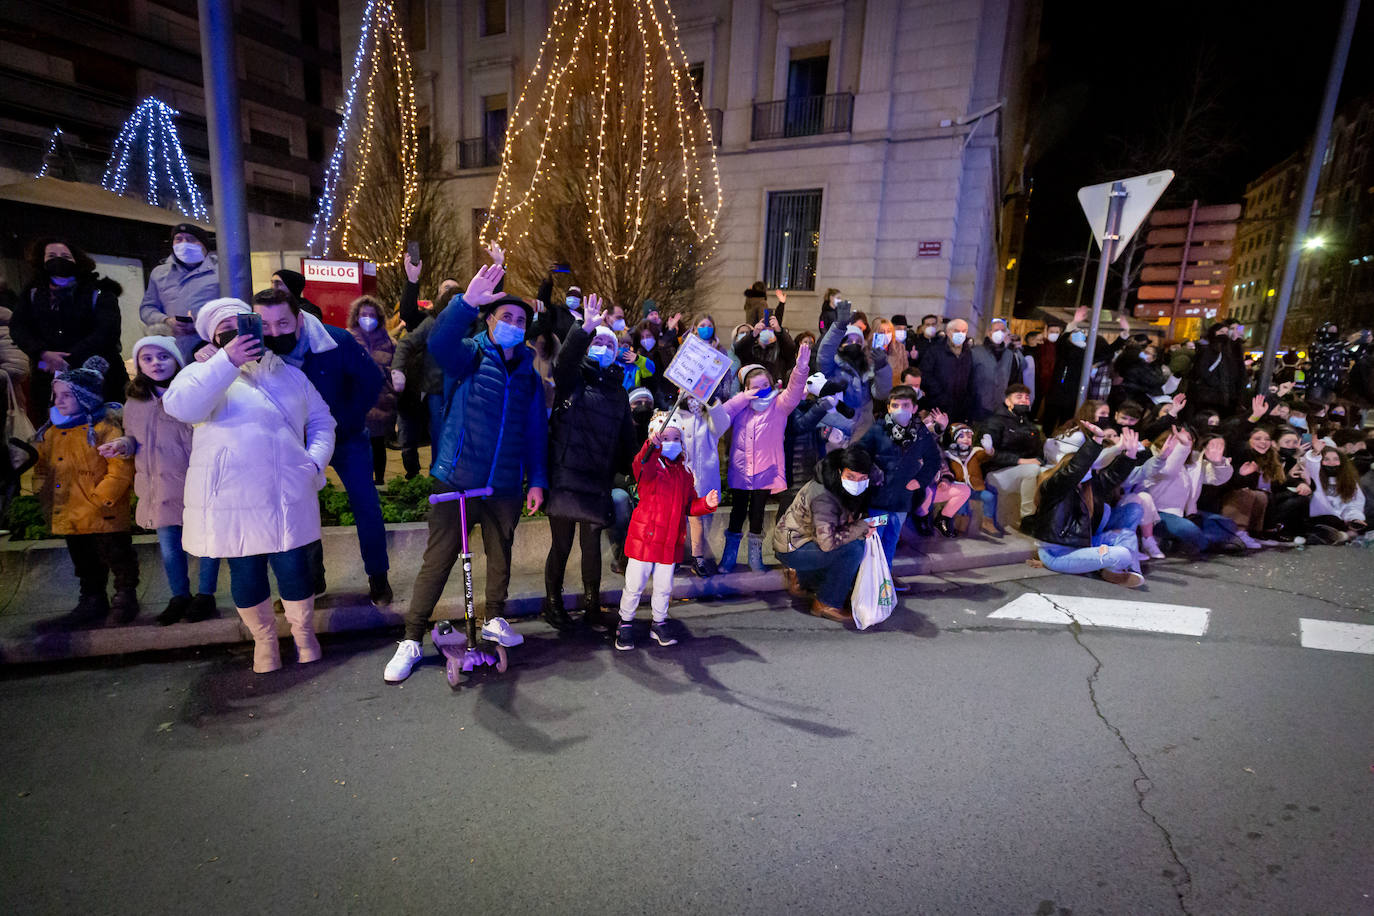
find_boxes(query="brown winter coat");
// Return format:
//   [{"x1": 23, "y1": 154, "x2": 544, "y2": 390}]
[
  {"x1": 347, "y1": 299, "x2": 398, "y2": 438},
  {"x1": 33, "y1": 413, "x2": 134, "y2": 535},
  {"x1": 121, "y1": 394, "x2": 193, "y2": 530},
  {"x1": 772, "y1": 477, "x2": 869, "y2": 555}
]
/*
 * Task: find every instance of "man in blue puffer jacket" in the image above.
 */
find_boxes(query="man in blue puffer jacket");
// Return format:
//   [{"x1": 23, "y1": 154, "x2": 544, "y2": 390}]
[
  {"x1": 385, "y1": 262, "x2": 548, "y2": 683},
  {"x1": 253, "y1": 288, "x2": 389, "y2": 604}
]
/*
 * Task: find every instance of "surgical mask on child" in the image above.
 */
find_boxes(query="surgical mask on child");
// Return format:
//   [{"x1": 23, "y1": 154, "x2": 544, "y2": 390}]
[
  {"x1": 490, "y1": 321, "x2": 525, "y2": 348},
  {"x1": 659, "y1": 440, "x2": 683, "y2": 460},
  {"x1": 751, "y1": 387, "x2": 774, "y2": 411},
  {"x1": 358, "y1": 316, "x2": 378, "y2": 332},
  {"x1": 587, "y1": 344, "x2": 615, "y2": 368},
  {"x1": 841, "y1": 477, "x2": 869, "y2": 496},
  {"x1": 173, "y1": 242, "x2": 205, "y2": 265},
  {"x1": 697, "y1": 326, "x2": 713, "y2": 340}
]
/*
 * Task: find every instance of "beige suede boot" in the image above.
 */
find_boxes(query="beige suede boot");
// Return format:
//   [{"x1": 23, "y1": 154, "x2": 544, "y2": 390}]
[
  {"x1": 280, "y1": 597, "x2": 322, "y2": 664},
  {"x1": 236, "y1": 600, "x2": 281, "y2": 673}
]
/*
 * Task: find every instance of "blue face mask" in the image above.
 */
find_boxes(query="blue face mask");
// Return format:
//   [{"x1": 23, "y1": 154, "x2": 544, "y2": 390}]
[
  {"x1": 697, "y1": 326, "x2": 713, "y2": 340},
  {"x1": 659, "y1": 440, "x2": 683, "y2": 461},
  {"x1": 49, "y1": 405, "x2": 80, "y2": 426},
  {"x1": 1070, "y1": 331, "x2": 1087, "y2": 348},
  {"x1": 587, "y1": 344, "x2": 615, "y2": 368},
  {"x1": 490, "y1": 320, "x2": 525, "y2": 349},
  {"x1": 1290, "y1": 416, "x2": 1307, "y2": 430}
]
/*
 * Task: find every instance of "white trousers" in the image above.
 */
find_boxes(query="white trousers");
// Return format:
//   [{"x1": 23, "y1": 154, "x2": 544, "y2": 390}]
[
  {"x1": 985, "y1": 463, "x2": 1043, "y2": 527},
  {"x1": 619, "y1": 558, "x2": 676, "y2": 623}
]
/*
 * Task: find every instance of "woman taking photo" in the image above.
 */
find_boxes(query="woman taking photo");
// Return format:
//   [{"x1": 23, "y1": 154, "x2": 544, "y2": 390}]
[
  {"x1": 164, "y1": 298, "x2": 336, "y2": 674},
  {"x1": 772, "y1": 446, "x2": 878, "y2": 623}
]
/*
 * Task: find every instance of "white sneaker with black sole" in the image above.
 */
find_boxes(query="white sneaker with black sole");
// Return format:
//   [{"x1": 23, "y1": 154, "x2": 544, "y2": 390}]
[{"x1": 384, "y1": 639, "x2": 423, "y2": 683}]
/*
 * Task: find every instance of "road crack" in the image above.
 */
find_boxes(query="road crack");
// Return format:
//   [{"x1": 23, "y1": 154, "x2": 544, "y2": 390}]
[{"x1": 1032, "y1": 588, "x2": 1195, "y2": 916}]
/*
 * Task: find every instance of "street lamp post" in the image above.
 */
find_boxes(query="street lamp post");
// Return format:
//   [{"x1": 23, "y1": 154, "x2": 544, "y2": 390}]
[{"x1": 198, "y1": 0, "x2": 252, "y2": 300}]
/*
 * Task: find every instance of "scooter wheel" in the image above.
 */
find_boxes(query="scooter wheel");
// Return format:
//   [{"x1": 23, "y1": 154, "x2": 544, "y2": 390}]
[
  {"x1": 445, "y1": 656, "x2": 461, "y2": 688},
  {"x1": 495, "y1": 645, "x2": 509, "y2": 673}
]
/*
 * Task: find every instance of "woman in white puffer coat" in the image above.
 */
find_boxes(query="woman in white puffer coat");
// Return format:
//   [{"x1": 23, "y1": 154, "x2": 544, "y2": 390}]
[{"x1": 163, "y1": 298, "x2": 336, "y2": 674}]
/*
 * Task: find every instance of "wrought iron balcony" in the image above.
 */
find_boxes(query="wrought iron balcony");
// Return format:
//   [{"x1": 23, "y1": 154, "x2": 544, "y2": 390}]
[{"x1": 750, "y1": 92, "x2": 853, "y2": 141}]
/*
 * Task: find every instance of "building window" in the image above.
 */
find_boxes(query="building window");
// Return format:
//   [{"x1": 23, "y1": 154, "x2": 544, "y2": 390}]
[
  {"x1": 763, "y1": 189, "x2": 822, "y2": 291},
  {"x1": 483, "y1": 93, "x2": 508, "y2": 162},
  {"x1": 688, "y1": 63, "x2": 705, "y2": 105},
  {"x1": 481, "y1": 0, "x2": 507, "y2": 36},
  {"x1": 786, "y1": 43, "x2": 829, "y2": 136}
]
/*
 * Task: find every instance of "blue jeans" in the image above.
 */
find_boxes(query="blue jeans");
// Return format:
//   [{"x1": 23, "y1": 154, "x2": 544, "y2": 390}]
[
  {"x1": 1038, "y1": 502, "x2": 1142, "y2": 576},
  {"x1": 777, "y1": 538, "x2": 867, "y2": 608},
  {"x1": 1157, "y1": 510, "x2": 1238, "y2": 555},
  {"x1": 156, "y1": 525, "x2": 221, "y2": 597},
  {"x1": 426, "y1": 392, "x2": 444, "y2": 443},
  {"x1": 227, "y1": 544, "x2": 313, "y2": 607},
  {"x1": 878, "y1": 511, "x2": 907, "y2": 567},
  {"x1": 609, "y1": 487, "x2": 634, "y2": 551},
  {"x1": 331, "y1": 431, "x2": 390, "y2": 576}
]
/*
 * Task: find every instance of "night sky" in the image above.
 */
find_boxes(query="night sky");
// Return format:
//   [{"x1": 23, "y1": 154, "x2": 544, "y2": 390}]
[{"x1": 1016, "y1": 0, "x2": 1374, "y2": 317}]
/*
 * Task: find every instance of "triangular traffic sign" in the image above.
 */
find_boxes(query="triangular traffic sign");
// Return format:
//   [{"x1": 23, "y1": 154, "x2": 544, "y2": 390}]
[{"x1": 1077, "y1": 169, "x2": 1174, "y2": 262}]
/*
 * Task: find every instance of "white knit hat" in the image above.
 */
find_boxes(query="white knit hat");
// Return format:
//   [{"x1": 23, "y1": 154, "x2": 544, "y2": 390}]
[
  {"x1": 194, "y1": 297, "x2": 252, "y2": 342},
  {"x1": 132, "y1": 335, "x2": 186, "y2": 368}
]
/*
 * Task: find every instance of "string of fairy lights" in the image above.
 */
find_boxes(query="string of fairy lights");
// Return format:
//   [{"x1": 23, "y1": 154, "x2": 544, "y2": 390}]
[
  {"x1": 99, "y1": 98, "x2": 208, "y2": 220},
  {"x1": 308, "y1": 0, "x2": 419, "y2": 268},
  {"x1": 482, "y1": 0, "x2": 722, "y2": 266},
  {"x1": 34, "y1": 127, "x2": 62, "y2": 179}
]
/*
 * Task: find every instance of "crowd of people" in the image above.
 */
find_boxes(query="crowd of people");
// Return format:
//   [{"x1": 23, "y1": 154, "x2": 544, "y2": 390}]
[{"x1": 3, "y1": 226, "x2": 1373, "y2": 680}]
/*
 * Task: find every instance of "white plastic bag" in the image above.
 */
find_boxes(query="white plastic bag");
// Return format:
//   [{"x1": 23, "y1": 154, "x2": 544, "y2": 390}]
[{"x1": 850, "y1": 533, "x2": 897, "y2": 630}]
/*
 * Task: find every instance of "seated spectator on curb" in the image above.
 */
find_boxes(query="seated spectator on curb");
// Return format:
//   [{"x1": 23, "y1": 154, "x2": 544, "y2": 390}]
[
  {"x1": 859, "y1": 385, "x2": 942, "y2": 567},
  {"x1": 773, "y1": 446, "x2": 879, "y2": 624},
  {"x1": 1303, "y1": 447, "x2": 1366, "y2": 543},
  {"x1": 978, "y1": 384, "x2": 1044, "y2": 530},
  {"x1": 945, "y1": 422, "x2": 1001, "y2": 536},
  {"x1": 1137, "y1": 426, "x2": 1249, "y2": 554},
  {"x1": 1023, "y1": 423, "x2": 1148, "y2": 589}
]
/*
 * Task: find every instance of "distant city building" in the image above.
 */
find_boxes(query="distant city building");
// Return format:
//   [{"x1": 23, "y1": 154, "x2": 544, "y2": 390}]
[
  {"x1": 1226, "y1": 152, "x2": 1301, "y2": 347},
  {"x1": 0, "y1": 0, "x2": 343, "y2": 261},
  {"x1": 351, "y1": 0, "x2": 1041, "y2": 330}
]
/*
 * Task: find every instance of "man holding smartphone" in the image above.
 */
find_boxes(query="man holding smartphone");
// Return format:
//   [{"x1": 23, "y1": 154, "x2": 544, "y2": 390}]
[
  {"x1": 251, "y1": 288, "x2": 391, "y2": 605},
  {"x1": 141, "y1": 223, "x2": 220, "y2": 361}
]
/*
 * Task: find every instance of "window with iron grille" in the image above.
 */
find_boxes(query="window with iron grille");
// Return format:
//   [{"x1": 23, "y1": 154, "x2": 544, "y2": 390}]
[{"x1": 763, "y1": 190, "x2": 822, "y2": 291}]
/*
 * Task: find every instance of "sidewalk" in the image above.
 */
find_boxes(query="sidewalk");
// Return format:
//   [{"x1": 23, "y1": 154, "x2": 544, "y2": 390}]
[{"x1": 0, "y1": 514, "x2": 1039, "y2": 664}]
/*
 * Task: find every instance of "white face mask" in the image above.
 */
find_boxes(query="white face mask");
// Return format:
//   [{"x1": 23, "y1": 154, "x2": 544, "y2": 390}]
[
  {"x1": 173, "y1": 241, "x2": 205, "y2": 265},
  {"x1": 1047, "y1": 332, "x2": 1060, "y2": 343},
  {"x1": 990, "y1": 330, "x2": 1006, "y2": 345},
  {"x1": 950, "y1": 331, "x2": 967, "y2": 347},
  {"x1": 659, "y1": 440, "x2": 683, "y2": 460},
  {"x1": 611, "y1": 318, "x2": 626, "y2": 332},
  {"x1": 759, "y1": 329, "x2": 777, "y2": 346},
  {"x1": 923, "y1": 325, "x2": 938, "y2": 339},
  {"x1": 841, "y1": 477, "x2": 868, "y2": 495},
  {"x1": 889, "y1": 407, "x2": 913, "y2": 426},
  {"x1": 894, "y1": 329, "x2": 907, "y2": 342},
  {"x1": 358, "y1": 316, "x2": 378, "y2": 332}
]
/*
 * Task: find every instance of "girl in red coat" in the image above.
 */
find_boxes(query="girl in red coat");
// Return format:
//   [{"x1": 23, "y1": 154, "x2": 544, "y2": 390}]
[{"x1": 617, "y1": 413, "x2": 719, "y2": 650}]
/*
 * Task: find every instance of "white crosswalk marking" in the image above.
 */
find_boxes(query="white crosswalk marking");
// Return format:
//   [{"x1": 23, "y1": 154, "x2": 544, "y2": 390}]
[
  {"x1": 986, "y1": 593, "x2": 1211, "y2": 636},
  {"x1": 1299, "y1": 618, "x2": 1374, "y2": 655}
]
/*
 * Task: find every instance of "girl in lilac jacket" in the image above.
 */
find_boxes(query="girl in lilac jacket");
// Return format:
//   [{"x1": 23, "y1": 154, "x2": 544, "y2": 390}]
[{"x1": 719, "y1": 341, "x2": 811, "y2": 573}]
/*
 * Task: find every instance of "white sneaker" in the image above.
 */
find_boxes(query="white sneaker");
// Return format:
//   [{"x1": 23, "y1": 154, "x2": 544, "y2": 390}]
[
  {"x1": 384, "y1": 639, "x2": 424, "y2": 683},
  {"x1": 480, "y1": 617, "x2": 524, "y2": 648},
  {"x1": 1236, "y1": 531, "x2": 1264, "y2": 550},
  {"x1": 1141, "y1": 536, "x2": 1165, "y2": 559}
]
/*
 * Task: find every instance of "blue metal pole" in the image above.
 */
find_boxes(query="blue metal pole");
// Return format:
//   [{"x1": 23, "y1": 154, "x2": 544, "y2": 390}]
[{"x1": 198, "y1": 0, "x2": 252, "y2": 300}]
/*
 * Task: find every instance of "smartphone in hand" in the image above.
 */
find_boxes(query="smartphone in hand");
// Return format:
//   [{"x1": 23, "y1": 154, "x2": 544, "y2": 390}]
[
  {"x1": 236, "y1": 312, "x2": 263, "y2": 347},
  {"x1": 407, "y1": 240, "x2": 421, "y2": 264}
]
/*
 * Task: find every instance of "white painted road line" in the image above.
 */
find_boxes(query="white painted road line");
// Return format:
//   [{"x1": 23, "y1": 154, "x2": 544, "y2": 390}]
[
  {"x1": 986, "y1": 593, "x2": 1211, "y2": 637},
  {"x1": 1299, "y1": 619, "x2": 1374, "y2": 655}
]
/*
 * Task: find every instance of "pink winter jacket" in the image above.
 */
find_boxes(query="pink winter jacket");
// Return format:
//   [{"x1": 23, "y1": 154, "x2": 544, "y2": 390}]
[{"x1": 723, "y1": 357, "x2": 808, "y2": 492}]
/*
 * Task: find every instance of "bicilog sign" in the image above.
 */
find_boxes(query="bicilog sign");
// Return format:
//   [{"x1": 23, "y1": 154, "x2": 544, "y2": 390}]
[
  {"x1": 303, "y1": 259, "x2": 361, "y2": 284},
  {"x1": 300, "y1": 258, "x2": 377, "y2": 327}
]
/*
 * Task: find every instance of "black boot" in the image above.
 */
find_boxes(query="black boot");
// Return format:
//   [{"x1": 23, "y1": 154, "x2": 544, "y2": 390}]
[
  {"x1": 156, "y1": 594, "x2": 193, "y2": 626},
  {"x1": 541, "y1": 595, "x2": 574, "y2": 631},
  {"x1": 48, "y1": 593, "x2": 109, "y2": 630},
  {"x1": 935, "y1": 515, "x2": 958, "y2": 538},
  {"x1": 185, "y1": 593, "x2": 220, "y2": 622},
  {"x1": 368, "y1": 573, "x2": 393, "y2": 606},
  {"x1": 914, "y1": 514, "x2": 935, "y2": 537},
  {"x1": 580, "y1": 590, "x2": 607, "y2": 631},
  {"x1": 110, "y1": 588, "x2": 140, "y2": 625}
]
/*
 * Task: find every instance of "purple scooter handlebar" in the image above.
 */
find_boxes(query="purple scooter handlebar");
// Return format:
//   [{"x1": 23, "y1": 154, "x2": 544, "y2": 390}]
[{"x1": 429, "y1": 487, "x2": 495, "y2": 505}]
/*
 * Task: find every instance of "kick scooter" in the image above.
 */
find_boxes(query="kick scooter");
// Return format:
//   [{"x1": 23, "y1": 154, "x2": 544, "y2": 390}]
[{"x1": 427, "y1": 487, "x2": 524, "y2": 688}]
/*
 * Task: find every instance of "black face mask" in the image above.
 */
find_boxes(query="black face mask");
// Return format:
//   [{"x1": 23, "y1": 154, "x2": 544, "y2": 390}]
[
  {"x1": 631, "y1": 405, "x2": 654, "y2": 423},
  {"x1": 45, "y1": 257, "x2": 76, "y2": 278},
  {"x1": 1011, "y1": 404, "x2": 1031, "y2": 417},
  {"x1": 1279, "y1": 447, "x2": 1299, "y2": 461},
  {"x1": 264, "y1": 332, "x2": 297, "y2": 355},
  {"x1": 839, "y1": 344, "x2": 864, "y2": 364},
  {"x1": 215, "y1": 330, "x2": 238, "y2": 348}
]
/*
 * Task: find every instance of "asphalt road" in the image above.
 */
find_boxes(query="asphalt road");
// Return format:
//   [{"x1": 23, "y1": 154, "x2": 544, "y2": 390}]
[{"x1": 2, "y1": 549, "x2": 1371, "y2": 916}]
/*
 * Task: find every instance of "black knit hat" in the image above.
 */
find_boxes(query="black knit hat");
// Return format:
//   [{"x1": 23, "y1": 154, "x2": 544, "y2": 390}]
[
  {"x1": 172, "y1": 222, "x2": 211, "y2": 248},
  {"x1": 481, "y1": 293, "x2": 534, "y2": 325}
]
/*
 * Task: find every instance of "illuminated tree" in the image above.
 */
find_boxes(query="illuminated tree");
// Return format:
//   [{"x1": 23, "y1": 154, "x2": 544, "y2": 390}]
[
  {"x1": 100, "y1": 98, "x2": 207, "y2": 219},
  {"x1": 309, "y1": 0, "x2": 419, "y2": 268},
  {"x1": 482, "y1": 0, "x2": 723, "y2": 317}
]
